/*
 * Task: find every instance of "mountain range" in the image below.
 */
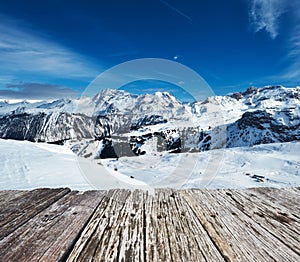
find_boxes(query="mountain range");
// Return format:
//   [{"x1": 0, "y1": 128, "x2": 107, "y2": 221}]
[{"x1": 0, "y1": 85, "x2": 299, "y2": 159}]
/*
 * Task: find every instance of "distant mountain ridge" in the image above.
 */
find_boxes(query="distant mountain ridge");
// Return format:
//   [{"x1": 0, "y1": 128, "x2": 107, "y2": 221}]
[{"x1": 0, "y1": 85, "x2": 299, "y2": 158}]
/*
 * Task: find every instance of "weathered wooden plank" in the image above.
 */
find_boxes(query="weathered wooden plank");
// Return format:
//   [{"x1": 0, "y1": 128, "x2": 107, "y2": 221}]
[
  {"x1": 212, "y1": 188, "x2": 299, "y2": 260},
  {"x1": 214, "y1": 189, "x2": 300, "y2": 256},
  {"x1": 89, "y1": 189, "x2": 145, "y2": 261},
  {"x1": 144, "y1": 190, "x2": 173, "y2": 261},
  {"x1": 66, "y1": 189, "x2": 132, "y2": 261},
  {"x1": 249, "y1": 187, "x2": 300, "y2": 217},
  {"x1": 147, "y1": 189, "x2": 225, "y2": 261},
  {"x1": 0, "y1": 190, "x2": 26, "y2": 207},
  {"x1": 68, "y1": 189, "x2": 225, "y2": 262},
  {"x1": 0, "y1": 190, "x2": 104, "y2": 262},
  {"x1": 180, "y1": 189, "x2": 240, "y2": 261},
  {"x1": 0, "y1": 188, "x2": 70, "y2": 240},
  {"x1": 0, "y1": 188, "x2": 299, "y2": 261},
  {"x1": 181, "y1": 189, "x2": 300, "y2": 261},
  {"x1": 117, "y1": 189, "x2": 145, "y2": 261}
]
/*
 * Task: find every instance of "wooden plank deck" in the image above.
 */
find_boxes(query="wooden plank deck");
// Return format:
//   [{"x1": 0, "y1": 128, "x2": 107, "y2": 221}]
[{"x1": 0, "y1": 188, "x2": 299, "y2": 261}]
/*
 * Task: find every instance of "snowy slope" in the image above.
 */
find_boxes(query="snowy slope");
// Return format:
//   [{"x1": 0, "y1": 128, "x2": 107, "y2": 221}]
[
  {"x1": 1, "y1": 139, "x2": 299, "y2": 190},
  {"x1": 102, "y1": 142, "x2": 300, "y2": 189},
  {"x1": 0, "y1": 139, "x2": 92, "y2": 190},
  {"x1": 0, "y1": 139, "x2": 149, "y2": 190}
]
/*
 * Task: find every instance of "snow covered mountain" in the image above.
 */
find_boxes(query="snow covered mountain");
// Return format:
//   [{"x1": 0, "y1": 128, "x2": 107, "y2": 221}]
[
  {"x1": 0, "y1": 85, "x2": 299, "y2": 158},
  {"x1": 0, "y1": 112, "x2": 95, "y2": 143},
  {"x1": 193, "y1": 86, "x2": 300, "y2": 151}
]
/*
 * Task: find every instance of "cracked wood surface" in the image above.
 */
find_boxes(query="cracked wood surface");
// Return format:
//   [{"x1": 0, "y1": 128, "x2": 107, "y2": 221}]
[{"x1": 0, "y1": 187, "x2": 299, "y2": 261}]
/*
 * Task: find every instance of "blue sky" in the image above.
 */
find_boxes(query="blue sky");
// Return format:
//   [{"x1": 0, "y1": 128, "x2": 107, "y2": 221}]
[{"x1": 0, "y1": 0, "x2": 299, "y2": 101}]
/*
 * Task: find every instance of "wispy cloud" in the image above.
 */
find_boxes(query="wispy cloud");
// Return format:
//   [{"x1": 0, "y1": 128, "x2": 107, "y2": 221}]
[
  {"x1": 280, "y1": 24, "x2": 300, "y2": 81},
  {"x1": 0, "y1": 82, "x2": 78, "y2": 100},
  {"x1": 275, "y1": 1, "x2": 300, "y2": 83},
  {"x1": 0, "y1": 15, "x2": 101, "y2": 81},
  {"x1": 249, "y1": 0, "x2": 286, "y2": 39},
  {"x1": 248, "y1": 1, "x2": 300, "y2": 85}
]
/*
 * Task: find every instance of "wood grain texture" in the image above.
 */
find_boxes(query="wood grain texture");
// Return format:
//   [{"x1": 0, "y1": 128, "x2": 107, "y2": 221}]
[
  {"x1": 181, "y1": 189, "x2": 300, "y2": 262},
  {"x1": 0, "y1": 190, "x2": 26, "y2": 206},
  {"x1": 0, "y1": 190, "x2": 104, "y2": 261},
  {"x1": 222, "y1": 188, "x2": 300, "y2": 255},
  {"x1": 0, "y1": 188, "x2": 70, "y2": 240},
  {"x1": 66, "y1": 189, "x2": 134, "y2": 261},
  {"x1": 0, "y1": 187, "x2": 299, "y2": 262},
  {"x1": 144, "y1": 189, "x2": 225, "y2": 262},
  {"x1": 249, "y1": 187, "x2": 300, "y2": 217}
]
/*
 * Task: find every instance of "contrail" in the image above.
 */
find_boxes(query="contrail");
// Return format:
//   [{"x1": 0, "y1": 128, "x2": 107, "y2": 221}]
[{"x1": 159, "y1": 0, "x2": 193, "y2": 22}]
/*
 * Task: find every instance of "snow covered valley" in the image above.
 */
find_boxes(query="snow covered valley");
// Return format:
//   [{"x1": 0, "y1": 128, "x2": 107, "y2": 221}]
[{"x1": 1, "y1": 139, "x2": 299, "y2": 190}]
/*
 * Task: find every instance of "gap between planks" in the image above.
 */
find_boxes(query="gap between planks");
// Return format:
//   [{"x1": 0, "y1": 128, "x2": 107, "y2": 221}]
[{"x1": 0, "y1": 188, "x2": 299, "y2": 262}]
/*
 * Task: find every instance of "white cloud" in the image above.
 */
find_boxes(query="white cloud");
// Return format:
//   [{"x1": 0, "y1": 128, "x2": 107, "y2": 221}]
[
  {"x1": 289, "y1": 25, "x2": 300, "y2": 57},
  {"x1": 281, "y1": 24, "x2": 300, "y2": 81},
  {"x1": 0, "y1": 16, "x2": 101, "y2": 81},
  {"x1": 0, "y1": 82, "x2": 78, "y2": 99},
  {"x1": 248, "y1": 1, "x2": 300, "y2": 84},
  {"x1": 249, "y1": 0, "x2": 286, "y2": 39}
]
